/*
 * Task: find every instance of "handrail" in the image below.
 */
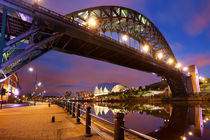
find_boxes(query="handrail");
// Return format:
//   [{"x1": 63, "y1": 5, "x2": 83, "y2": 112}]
[
  {"x1": 121, "y1": 126, "x2": 157, "y2": 140},
  {"x1": 90, "y1": 113, "x2": 114, "y2": 125}
]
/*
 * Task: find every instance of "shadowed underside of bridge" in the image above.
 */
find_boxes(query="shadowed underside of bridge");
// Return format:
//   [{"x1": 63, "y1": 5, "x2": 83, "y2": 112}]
[{"x1": 0, "y1": 0, "x2": 189, "y2": 97}]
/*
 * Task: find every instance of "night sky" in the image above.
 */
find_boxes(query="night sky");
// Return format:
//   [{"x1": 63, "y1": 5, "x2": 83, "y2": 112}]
[{"x1": 18, "y1": 0, "x2": 210, "y2": 95}]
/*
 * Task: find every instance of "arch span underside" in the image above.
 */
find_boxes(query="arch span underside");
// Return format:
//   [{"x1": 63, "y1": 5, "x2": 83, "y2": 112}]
[{"x1": 0, "y1": 1, "x2": 189, "y2": 97}]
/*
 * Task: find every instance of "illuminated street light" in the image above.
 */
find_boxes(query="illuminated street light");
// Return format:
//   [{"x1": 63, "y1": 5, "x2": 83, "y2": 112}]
[
  {"x1": 175, "y1": 63, "x2": 182, "y2": 69},
  {"x1": 183, "y1": 67, "x2": 188, "y2": 72},
  {"x1": 122, "y1": 35, "x2": 128, "y2": 42},
  {"x1": 182, "y1": 136, "x2": 187, "y2": 140},
  {"x1": 199, "y1": 76, "x2": 205, "y2": 81},
  {"x1": 143, "y1": 45, "x2": 149, "y2": 53},
  {"x1": 167, "y1": 58, "x2": 174, "y2": 65},
  {"x1": 28, "y1": 67, "x2": 34, "y2": 72},
  {"x1": 37, "y1": 82, "x2": 42, "y2": 87},
  {"x1": 157, "y1": 52, "x2": 163, "y2": 60},
  {"x1": 188, "y1": 131, "x2": 193, "y2": 136},
  {"x1": 87, "y1": 18, "x2": 97, "y2": 27}
]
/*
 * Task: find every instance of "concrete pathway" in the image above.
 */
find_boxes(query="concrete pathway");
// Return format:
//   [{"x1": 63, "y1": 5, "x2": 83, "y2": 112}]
[{"x1": 0, "y1": 103, "x2": 103, "y2": 140}]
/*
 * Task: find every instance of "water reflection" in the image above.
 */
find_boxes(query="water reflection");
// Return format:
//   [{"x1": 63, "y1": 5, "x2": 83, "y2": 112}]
[{"x1": 91, "y1": 102, "x2": 210, "y2": 140}]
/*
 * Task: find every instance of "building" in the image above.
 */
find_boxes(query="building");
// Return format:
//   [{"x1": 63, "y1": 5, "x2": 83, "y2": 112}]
[
  {"x1": 0, "y1": 74, "x2": 20, "y2": 103},
  {"x1": 94, "y1": 82, "x2": 127, "y2": 96}
]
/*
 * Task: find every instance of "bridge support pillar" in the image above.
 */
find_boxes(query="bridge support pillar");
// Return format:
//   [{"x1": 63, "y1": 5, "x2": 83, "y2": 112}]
[{"x1": 187, "y1": 65, "x2": 200, "y2": 95}]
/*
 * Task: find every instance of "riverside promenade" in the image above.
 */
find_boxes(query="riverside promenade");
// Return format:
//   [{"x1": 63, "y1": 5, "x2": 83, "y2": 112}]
[{"x1": 0, "y1": 103, "x2": 102, "y2": 140}]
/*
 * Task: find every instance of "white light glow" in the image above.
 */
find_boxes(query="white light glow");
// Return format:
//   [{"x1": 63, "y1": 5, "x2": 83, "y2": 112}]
[
  {"x1": 14, "y1": 89, "x2": 19, "y2": 96},
  {"x1": 37, "y1": 82, "x2": 42, "y2": 87},
  {"x1": 28, "y1": 67, "x2": 34, "y2": 72}
]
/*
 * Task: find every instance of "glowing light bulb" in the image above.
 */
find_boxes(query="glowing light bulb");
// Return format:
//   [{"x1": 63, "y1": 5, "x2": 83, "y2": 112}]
[
  {"x1": 122, "y1": 35, "x2": 128, "y2": 41},
  {"x1": 143, "y1": 45, "x2": 149, "y2": 53},
  {"x1": 167, "y1": 58, "x2": 174, "y2": 64},
  {"x1": 87, "y1": 18, "x2": 97, "y2": 27},
  {"x1": 157, "y1": 52, "x2": 163, "y2": 59},
  {"x1": 176, "y1": 63, "x2": 182, "y2": 69},
  {"x1": 28, "y1": 67, "x2": 34, "y2": 72},
  {"x1": 183, "y1": 67, "x2": 188, "y2": 72}
]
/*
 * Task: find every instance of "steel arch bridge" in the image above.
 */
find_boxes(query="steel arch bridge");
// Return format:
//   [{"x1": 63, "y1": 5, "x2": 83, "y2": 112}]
[{"x1": 0, "y1": 0, "x2": 191, "y2": 97}]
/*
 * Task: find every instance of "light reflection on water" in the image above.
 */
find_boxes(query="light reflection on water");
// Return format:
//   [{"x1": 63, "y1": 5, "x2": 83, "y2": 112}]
[{"x1": 88, "y1": 102, "x2": 210, "y2": 140}]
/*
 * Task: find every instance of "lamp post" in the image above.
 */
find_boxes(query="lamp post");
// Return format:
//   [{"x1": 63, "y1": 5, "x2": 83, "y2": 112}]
[{"x1": 28, "y1": 67, "x2": 38, "y2": 96}]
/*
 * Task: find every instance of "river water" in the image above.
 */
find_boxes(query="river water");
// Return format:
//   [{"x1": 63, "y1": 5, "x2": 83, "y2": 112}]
[{"x1": 86, "y1": 102, "x2": 210, "y2": 140}]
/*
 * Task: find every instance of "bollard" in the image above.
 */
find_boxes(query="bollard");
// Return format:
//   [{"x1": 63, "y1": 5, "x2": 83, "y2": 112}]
[
  {"x1": 72, "y1": 103, "x2": 76, "y2": 118},
  {"x1": 85, "y1": 106, "x2": 91, "y2": 137},
  {"x1": 76, "y1": 104, "x2": 81, "y2": 124},
  {"x1": 51, "y1": 116, "x2": 55, "y2": 122},
  {"x1": 67, "y1": 102, "x2": 69, "y2": 112},
  {"x1": 114, "y1": 113, "x2": 124, "y2": 140},
  {"x1": 69, "y1": 103, "x2": 72, "y2": 114}
]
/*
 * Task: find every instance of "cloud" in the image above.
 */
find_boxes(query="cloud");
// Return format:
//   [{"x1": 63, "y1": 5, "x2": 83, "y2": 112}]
[
  {"x1": 184, "y1": 1, "x2": 210, "y2": 36},
  {"x1": 18, "y1": 51, "x2": 160, "y2": 94},
  {"x1": 184, "y1": 52, "x2": 210, "y2": 67},
  {"x1": 170, "y1": 42, "x2": 183, "y2": 51}
]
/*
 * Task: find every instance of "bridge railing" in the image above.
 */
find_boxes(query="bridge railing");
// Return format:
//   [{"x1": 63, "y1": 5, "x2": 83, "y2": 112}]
[{"x1": 55, "y1": 101, "x2": 157, "y2": 140}]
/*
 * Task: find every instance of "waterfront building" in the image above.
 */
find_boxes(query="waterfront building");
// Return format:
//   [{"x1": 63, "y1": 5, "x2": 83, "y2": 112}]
[
  {"x1": 0, "y1": 74, "x2": 20, "y2": 103},
  {"x1": 94, "y1": 82, "x2": 127, "y2": 96}
]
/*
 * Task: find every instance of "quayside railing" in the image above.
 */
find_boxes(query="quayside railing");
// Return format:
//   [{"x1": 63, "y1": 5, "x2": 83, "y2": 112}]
[{"x1": 55, "y1": 101, "x2": 157, "y2": 140}]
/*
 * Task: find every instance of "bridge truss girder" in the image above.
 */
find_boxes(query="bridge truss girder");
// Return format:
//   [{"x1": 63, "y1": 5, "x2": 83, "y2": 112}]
[{"x1": 66, "y1": 6, "x2": 176, "y2": 62}]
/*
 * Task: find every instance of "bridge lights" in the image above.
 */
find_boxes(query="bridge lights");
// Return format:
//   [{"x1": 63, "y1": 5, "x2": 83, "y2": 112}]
[
  {"x1": 175, "y1": 63, "x2": 182, "y2": 69},
  {"x1": 122, "y1": 35, "x2": 128, "y2": 42},
  {"x1": 183, "y1": 67, "x2": 188, "y2": 72},
  {"x1": 167, "y1": 58, "x2": 174, "y2": 64},
  {"x1": 142, "y1": 45, "x2": 149, "y2": 53},
  {"x1": 157, "y1": 52, "x2": 163, "y2": 60},
  {"x1": 87, "y1": 18, "x2": 97, "y2": 27}
]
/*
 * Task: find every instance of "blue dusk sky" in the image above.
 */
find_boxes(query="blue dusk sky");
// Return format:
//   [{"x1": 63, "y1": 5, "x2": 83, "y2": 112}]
[{"x1": 18, "y1": 0, "x2": 210, "y2": 94}]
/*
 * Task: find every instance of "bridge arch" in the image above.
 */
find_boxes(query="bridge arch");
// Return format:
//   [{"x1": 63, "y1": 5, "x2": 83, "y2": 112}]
[{"x1": 66, "y1": 6, "x2": 176, "y2": 63}]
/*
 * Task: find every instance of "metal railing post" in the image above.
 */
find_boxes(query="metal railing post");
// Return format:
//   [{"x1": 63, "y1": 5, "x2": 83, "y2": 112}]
[
  {"x1": 76, "y1": 104, "x2": 80, "y2": 124},
  {"x1": 72, "y1": 103, "x2": 76, "y2": 118},
  {"x1": 69, "y1": 102, "x2": 72, "y2": 114},
  {"x1": 85, "y1": 106, "x2": 91, "y2": 137},
  {"x1": 114, "y1": 113, "x2": 124, "y2": 140},
  {"x1": 67, "y1": 102, "x2": 69, "y2": 112}
]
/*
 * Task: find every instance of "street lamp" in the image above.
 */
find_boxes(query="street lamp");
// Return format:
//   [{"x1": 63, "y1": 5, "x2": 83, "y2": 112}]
[
  {"x1": 37, "y1": 82, "x2": 42, "y2": 87},
  {"x1": 28, "y1": 67, "x2": 38, "y2": 95}
]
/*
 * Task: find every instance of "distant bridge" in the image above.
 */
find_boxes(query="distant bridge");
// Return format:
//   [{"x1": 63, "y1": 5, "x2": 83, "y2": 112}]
[{"x1": 0, "y1": 0, "x2": 198, "y2": 96}]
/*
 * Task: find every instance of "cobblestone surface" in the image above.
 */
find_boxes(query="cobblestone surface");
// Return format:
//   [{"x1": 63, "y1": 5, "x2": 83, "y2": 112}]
[{"x1": 0, "y1": 103, "x2": 102, "y2": 140}]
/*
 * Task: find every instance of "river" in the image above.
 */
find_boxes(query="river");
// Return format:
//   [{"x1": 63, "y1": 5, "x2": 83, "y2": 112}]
[{"x1": 83, "y1": 101, "x2": 210, "y2": 140}]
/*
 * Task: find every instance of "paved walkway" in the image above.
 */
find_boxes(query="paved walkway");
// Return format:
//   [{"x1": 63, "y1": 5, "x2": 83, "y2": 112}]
[{"x1": 0, "y1": 103, "x2": 103, "y2": 140}]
